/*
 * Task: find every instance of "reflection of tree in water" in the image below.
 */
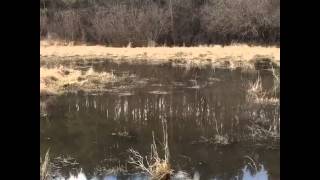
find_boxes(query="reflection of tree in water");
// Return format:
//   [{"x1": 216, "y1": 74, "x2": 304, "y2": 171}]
[{"x1": 40, "y1": 65, "x2": 279, "y2": 178}]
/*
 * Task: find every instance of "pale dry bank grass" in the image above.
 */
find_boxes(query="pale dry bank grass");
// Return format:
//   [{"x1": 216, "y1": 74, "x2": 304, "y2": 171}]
[
  {"x1": 40, "y1": 40, "x2": 280, "y2": 68},
  {"x1": 40, "y1": 66, "x2": 117, "y2": 95}
]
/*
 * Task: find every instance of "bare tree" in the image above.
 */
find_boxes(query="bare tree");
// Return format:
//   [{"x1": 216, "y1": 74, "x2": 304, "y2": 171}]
[{"x1": 40, "y1": 0, "x2": 280, "y2": 45}]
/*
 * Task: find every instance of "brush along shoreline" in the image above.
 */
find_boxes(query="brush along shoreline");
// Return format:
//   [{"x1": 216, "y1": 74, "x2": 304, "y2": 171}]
[{"x1": 40, "y1": 42, "x2": 280, "y2": 69}]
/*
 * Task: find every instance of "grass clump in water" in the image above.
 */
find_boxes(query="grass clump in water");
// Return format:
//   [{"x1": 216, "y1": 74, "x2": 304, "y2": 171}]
[
  {"x1": 245, "y1": 70, "x2": 280, "y2": 147},
  {"x1": 40, "y1": 66, "x2": 118, "y2": 95},
  {"x1": 246, "y1": 75, "x2": 279, "y2": 106},
  {"x1": 128, "y1": 122, "x2": 173, "y2": 180}
]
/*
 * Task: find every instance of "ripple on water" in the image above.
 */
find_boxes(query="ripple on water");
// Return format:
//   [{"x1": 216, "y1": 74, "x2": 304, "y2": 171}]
[
  {"x1": 208, "y1": 77, "x2": 221, "y2": 82},
  {"x1": 117, "y1": 92, "x2": 134, "y2": 96},
  {"x1": 148, "y1": 90, "x2": 170, "y2": 95},
  {"x1": 150, "y1": 83, "x2": 165, "y2": 87},
  {"x1": 186, "y1": 85, "x2": 201, "y2": 89},
  {"x1": 172, "y1": 82, "x2": 185, "y2": 86}
]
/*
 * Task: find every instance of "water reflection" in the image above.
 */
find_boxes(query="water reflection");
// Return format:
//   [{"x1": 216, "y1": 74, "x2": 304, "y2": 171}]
[
  {"x1": 241, "y1": 165, "x2": 268, "y2": 180},
  {"x1": 52, "y1": 165, "x2": 268, "y2": 180},
  {"x1": 41, "y1": 62, "x2": 279, "y2": 179}
]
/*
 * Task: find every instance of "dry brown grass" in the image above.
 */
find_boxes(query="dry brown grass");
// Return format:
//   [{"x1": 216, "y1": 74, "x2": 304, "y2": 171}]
[
  {"x1": 128, "y1": 121, "x2": 172, "y2": 180},
  {"x1": 246, "y1": 76, "x2": 279, "y2": 106},
  {"x1": 40, "y1": 149, "x2": 51, "y2": 180},
  {"x1": 40, "y1": 40, "x2": 280, "y2": 68},
  {"x1": 246, "y1": 72, "x2": 280, "y2": 144},
  {"x1": 40, "y1": 66, "x2": 118, "y2": 95}
]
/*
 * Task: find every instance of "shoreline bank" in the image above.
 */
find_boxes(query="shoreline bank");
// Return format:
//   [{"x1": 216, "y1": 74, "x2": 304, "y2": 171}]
[{"x1": 40, "y1": 42, "x2": 280, "y2": 68}]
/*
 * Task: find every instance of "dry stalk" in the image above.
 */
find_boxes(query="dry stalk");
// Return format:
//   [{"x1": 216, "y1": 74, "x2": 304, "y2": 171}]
[{"x1": 128, "y1": 121, "x2": 172, "y2": 179}]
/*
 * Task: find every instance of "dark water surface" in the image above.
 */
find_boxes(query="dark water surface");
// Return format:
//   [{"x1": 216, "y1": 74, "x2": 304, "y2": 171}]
[{"x1": 40, "y1": 61, "x2": 279, "y2": 180}]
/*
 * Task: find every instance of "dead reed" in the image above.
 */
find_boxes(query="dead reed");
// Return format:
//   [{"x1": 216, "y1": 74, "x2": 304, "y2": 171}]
[{"x1": 128, "y1": 121, "x2": 173, "y2": 180}]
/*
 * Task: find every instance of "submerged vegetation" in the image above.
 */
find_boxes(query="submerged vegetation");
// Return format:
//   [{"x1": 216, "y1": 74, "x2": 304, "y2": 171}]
[
  {"x1": 246, "y1": 68, "x2": 280, "y2": 146},
  {"x1": 193, "y1": 67, "x2": 280, "y2": 147}
]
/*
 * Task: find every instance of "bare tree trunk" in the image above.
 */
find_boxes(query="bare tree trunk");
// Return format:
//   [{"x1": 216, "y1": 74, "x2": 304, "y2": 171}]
[{"x1": 169, "y1": 0, "x2": 175, "y2": 44}]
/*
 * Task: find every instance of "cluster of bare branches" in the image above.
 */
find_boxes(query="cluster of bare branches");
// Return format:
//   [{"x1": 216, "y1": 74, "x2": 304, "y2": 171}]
[
  {"x1": 128, "y1": 120, "x2": 172, "y2": 179},
  {"x1": 40, "y1": 0, "x2": 280, "y2": 46}
]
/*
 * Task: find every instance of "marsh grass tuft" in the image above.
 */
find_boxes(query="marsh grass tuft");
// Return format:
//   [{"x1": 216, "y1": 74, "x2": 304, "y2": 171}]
[
  {"x1": 40, "y1": 66, "x2": 119, "y2": 95},
  {"x1": 245, "y1": 70, "x2": 280, "y2": 146},
  {"x1": 246, "y1": 75, "x2": 279, "y2": 106},
  {"x1": 192, "y1": 112, "x2": 230, "y2": 146},
  {"x1": 128, "y1": 121, "x2": 173, "y2": 180},
  {"x1": 40, "y1": 149, "x2": 51, "y2": 180}
]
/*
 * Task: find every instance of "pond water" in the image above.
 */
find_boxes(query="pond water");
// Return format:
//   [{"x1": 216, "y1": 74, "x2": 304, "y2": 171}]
[{"x1": 40, "y1": 61, "x2": 280, "y2": 180}]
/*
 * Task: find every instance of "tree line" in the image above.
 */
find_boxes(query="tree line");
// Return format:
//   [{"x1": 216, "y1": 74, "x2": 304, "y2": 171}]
[{"x1": 40, "y1": 0, "x2": 280, "y2": 46}]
